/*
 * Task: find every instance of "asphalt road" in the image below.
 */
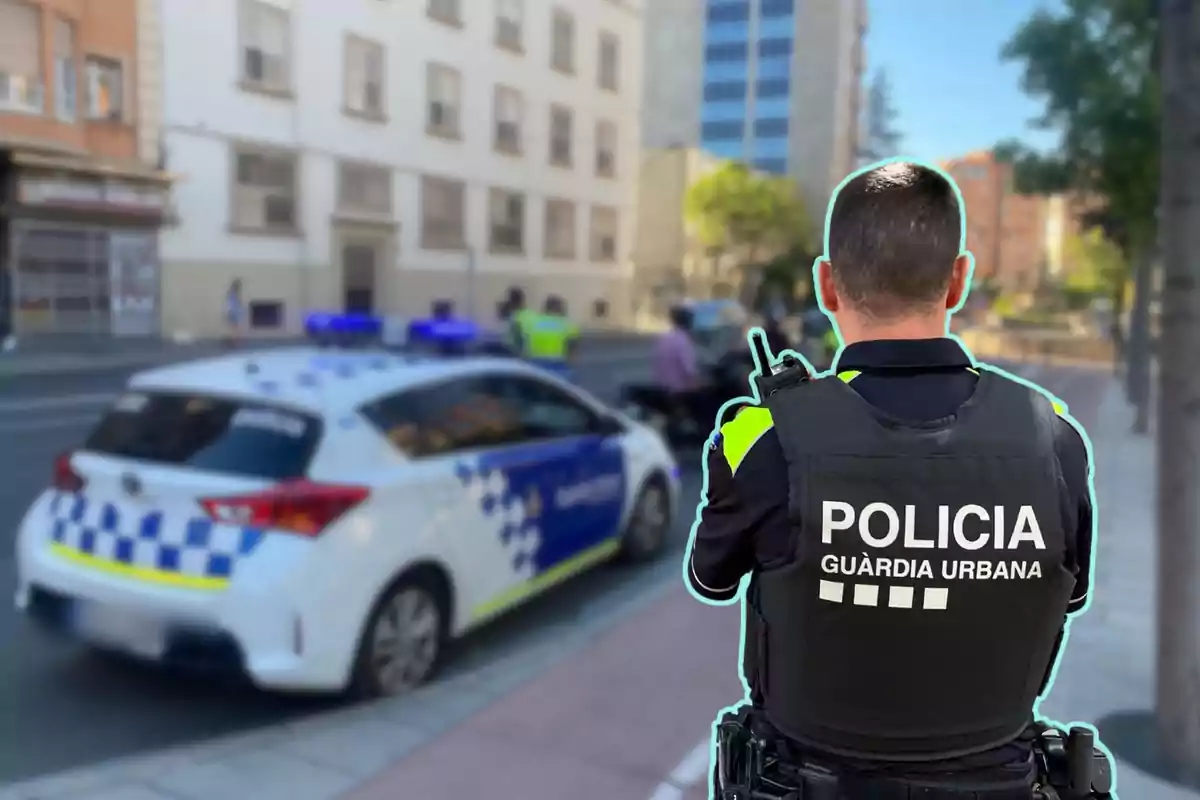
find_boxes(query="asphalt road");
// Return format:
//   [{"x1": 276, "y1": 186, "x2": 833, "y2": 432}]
[{"x1": 0, "y1": 351, "x2": 1104, "y2": 784}]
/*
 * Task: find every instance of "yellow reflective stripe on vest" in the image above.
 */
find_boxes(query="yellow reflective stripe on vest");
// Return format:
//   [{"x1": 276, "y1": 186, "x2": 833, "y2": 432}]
[
  {"x1": 718, "y1": 372, "x2": 860, "y2": 473},
  {"x1": 719, "y1": 407, "x2": 774, "y2": 474}
]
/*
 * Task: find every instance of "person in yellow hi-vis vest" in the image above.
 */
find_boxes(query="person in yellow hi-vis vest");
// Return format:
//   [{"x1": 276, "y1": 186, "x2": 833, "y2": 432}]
[{"x1": 516, "y1": 295, "x2": 578, "y2": 379}]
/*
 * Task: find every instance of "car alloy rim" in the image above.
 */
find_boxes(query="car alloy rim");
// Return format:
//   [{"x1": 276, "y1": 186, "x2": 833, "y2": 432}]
[
  {"x1": 371, "y1": 588, "x2": 440, "y2": 693},
  {"x1": 633, "y1": 486, "x2": 667, "y2": 546}
]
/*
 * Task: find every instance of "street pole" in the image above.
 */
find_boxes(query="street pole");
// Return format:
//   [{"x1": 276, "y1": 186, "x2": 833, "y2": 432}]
[
  {"x1": 465, "y1": 246, "x2": 477, "y2": 319},
  {"x1": 1127, "y1": 247, "x2": 1154, "y2": 433},
  {"x1": 1156, "y1": 0, "x2": 1200, "y2": 779}
]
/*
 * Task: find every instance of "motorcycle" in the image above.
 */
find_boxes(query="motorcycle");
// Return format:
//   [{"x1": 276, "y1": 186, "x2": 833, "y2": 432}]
[{"x1": 619, "y1": 351, "x2": 757, "y2": 446}]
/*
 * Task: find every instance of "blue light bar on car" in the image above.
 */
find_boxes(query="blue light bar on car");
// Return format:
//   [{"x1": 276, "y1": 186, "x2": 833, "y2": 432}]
[
  {"x1": 407, "y1": 318, "x2": 479, "y2": 342},
  {"x1": 304, "y1": 311, "x2": 383, "y2": 337}
]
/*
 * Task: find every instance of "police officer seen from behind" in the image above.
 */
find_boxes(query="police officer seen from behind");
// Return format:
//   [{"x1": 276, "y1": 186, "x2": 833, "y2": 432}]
[{"x1": 689, "y1": 162, "x2": 1100, "y2": 798}]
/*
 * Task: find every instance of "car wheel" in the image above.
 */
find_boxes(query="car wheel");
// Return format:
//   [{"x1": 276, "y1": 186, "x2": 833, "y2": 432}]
[
  {"x1": 350, "y1": 575, "x2": 447, "y2": 698},
  {"x1": 619, "y1": 479, "x2": 671, "y2": 562}
]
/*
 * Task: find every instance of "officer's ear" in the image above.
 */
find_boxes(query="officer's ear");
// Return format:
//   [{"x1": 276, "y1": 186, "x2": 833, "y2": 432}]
[
  {"x1": 815, "y1": 259, "x2": 840, "y2": 313},
  {"x1": 945, "y1": 254, "x2": 972, "y2": 310}
]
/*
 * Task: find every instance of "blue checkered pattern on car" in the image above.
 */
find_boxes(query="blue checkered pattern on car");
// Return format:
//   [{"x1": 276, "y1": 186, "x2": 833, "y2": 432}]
[
  {"x1": 46, "y1": 491, "x2": 266, "y2": 582},
  {"x1": 454, "y1": 460, "x2": 541, "y2": 578}
]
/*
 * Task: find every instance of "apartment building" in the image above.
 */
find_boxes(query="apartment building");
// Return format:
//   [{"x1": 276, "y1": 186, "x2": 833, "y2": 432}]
[
  {"x1": 0, "y1": 0, "x2": 170, "y2": 338},
  {"x1": 159, "y1": 0, "x2": 643, "y2": 338}
]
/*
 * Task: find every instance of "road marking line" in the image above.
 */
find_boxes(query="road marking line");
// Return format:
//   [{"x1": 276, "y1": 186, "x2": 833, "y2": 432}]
[{"x1": 648, "y1": 738, "x2": 711, "y2": 799}]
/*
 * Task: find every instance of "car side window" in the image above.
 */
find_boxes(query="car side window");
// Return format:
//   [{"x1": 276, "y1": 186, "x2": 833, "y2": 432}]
[
  {"x1": 480, "y1": 374, "x2": 600, "y2": 441},
  {"x1": 360, "y1": 378, "x2": 524, "y2": 457}
]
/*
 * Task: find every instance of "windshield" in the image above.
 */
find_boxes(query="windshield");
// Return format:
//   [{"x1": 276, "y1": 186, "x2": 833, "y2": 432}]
[{"x1": 84, "y1": 391, "x2": 322, "y2": 480}]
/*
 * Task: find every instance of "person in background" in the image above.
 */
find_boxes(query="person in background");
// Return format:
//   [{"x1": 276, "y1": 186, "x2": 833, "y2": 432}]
[
  {"x1": 653, "y1": 304, "x2": 706, "y2": 433},
  {"x1": 505, "y1": 286, "x2": 532, "y2": 354},
  {"x1": 523, "y1": 295, "x2": 578, "y2": 378},
  {"x1": 224, "y1": 279, "x2": 243, "y2": 349}
]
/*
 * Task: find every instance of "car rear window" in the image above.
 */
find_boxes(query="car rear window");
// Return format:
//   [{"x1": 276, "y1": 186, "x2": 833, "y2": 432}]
[{"x1": 84, "y1": 391, "x2": 322, "y2": 480}]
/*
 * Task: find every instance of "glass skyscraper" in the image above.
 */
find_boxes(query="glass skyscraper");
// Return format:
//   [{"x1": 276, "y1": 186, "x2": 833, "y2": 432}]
[{"x1": 701, "y1": 0, "x2": 795, "y2": 175}]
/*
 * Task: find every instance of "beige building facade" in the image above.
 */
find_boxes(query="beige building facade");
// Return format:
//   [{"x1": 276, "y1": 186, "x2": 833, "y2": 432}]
[
  {"x1": 160, "y1": 0, "x2": 644, "y2": 339},
  {"x1": 631, "y1": 146, "x2": 745, "y2": 322}
]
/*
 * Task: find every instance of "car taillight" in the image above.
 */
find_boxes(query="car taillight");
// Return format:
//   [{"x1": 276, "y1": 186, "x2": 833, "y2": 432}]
[
  {"x1": 200, "y1": 480, "x2": 370, "y2": 537},
  {"x1": 53, "y1": 452, "x2": 85, "y2": 492}
]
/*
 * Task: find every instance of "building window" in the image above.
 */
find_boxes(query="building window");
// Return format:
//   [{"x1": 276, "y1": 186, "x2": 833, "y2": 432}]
[
  {"x1": 496, "y1": 0, "x2": 522, "y2": 52},
  {"x1": 598, "y1": 32, "x2": 619, "y2": 91},
  {"x1": 53, "y1": 18, "x2": 75, "y2": 121},
  {"x1": 428, "y1": 0, "x2": 461, "y2": 26},
  {"x1": 704, "y1": 81, "x2": 747, "y2": 101},
  {"x1": 426, "y1": 62, "x2": 461, "y2": 138},
  {"x1": 753, "y1": 157, "x2": 787, "y2": 175},
  {"x1": 551, "y1": 9, "x2": 574, "y2": 73},
  {"x1": 420, "y1": 176, "x2": 466, "y2": 250},
  {"x1": 701, "y1": 120, "x2": 743, "y2": 140},
  {"x1": 704, "y1": 42, "x2": 748, "y2": 62},
  {"x1": 753, "y1": 117, "x2": 788, "y2": 137},
  {"x1": 239, "y1": 0, "x2": 291, "y2": 94},
  {"x1": 760, "y1": 0, "x2": 794, "y2": 16},
  {"x1": 489, "y1": 188, "x2": 525, "y2": 254},
  {"x1": 758, "y1": 38, "x2": 792, "y2": 58},
  {"x1": 494, "y1": 85, "x2": 523, "y2": 154},
  {"x1": 549, "y1": 105, "x2": 572, "y2": 167},
  {"x1": 0, "y1": 0, "x2": 44, "y2": 114},
  {"x1": 231, "y1": 147, "x2": 298, "y2": 234},
  {"x1": 84, "y1": 56, "x2": 123, "y2": 120},
  {"x1": 756, "y1": 78, "x2": 789, "y2": 97},
  {"x1": 595, "y1": 120, "x2": 616, "y2": 178},
  {"x1": 590, "y1": 206, "x2": 618, "y2": 262},
  {"x1": 337, "y1": 161, "x2": 392, "y2": 216},
  {"x1": 344, "y1": 35, "x2": 385, "y2": 118},
  {"x1": 544, "y1": 199, "x2": 576, "y2": 259},
  {"x1": 707, "y1": 2, "x2": 750, "y2": 23}
]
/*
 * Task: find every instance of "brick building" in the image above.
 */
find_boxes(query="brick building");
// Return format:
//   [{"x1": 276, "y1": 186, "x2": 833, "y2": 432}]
[
  {"x1": 940, "y1": 150, "x2": 1083, "y2": 294},
  {"x1": 0, "y1": 0, "x2": 171, "y2": 339}
]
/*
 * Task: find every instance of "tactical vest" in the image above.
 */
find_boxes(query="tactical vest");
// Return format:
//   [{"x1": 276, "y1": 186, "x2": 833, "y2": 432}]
[{"x1": 745, "y1": 368, "x2": 1076, "y2": 762}]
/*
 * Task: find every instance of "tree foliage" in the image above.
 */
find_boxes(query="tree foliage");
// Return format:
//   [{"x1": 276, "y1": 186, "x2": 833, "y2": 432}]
[
  {"x1": 860, "y1": 70, "x2": 904, "y2": 162},
  {"x1": 684, "y1": 161, "x2": 813, "y2": 261},
  {"x1": 1062, "y1": 227, "x2": 1127, "y2": 295},
  {"x1": 998, "y1": 0, "x2": 1159, "y2": 254}
]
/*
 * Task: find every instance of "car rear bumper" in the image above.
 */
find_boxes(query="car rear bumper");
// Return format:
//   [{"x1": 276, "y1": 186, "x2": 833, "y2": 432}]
[{"x1": 14, "y1": 493, "x2": 368, "y2": 693}]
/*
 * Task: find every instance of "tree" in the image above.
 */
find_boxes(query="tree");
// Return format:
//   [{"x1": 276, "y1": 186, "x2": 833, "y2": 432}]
[
  {"x1": 1061, "y1": 227, "x2": 1128, "y2": 300},
  {"x1": 859, "y1": 70, "x2": 904, "y2": 163},
  {"x1": 999, "y1": 0, "x2": 1159, "y2": 428},
  {"x1": 1156, "y1": 0, "x2": 1200, "y2": 781},
  {"x1": 684, "y1": 162, "x2": 814, "y2": 302}
]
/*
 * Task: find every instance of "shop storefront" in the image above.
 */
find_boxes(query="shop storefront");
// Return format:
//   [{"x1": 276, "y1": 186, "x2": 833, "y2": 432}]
[{"x1": 1, "y1": 150, "x2": 171, "y2": 338}]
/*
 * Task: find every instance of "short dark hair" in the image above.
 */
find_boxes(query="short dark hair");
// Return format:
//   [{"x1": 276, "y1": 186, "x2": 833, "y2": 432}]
[{"x1": 827, "y1": 162, "x2": 962, "y2": 318}]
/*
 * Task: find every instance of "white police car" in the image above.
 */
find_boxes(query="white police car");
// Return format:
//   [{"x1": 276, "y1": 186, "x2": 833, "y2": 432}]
[{"x1": 14, "y1": 347, "x2": 679, "y2": 696}]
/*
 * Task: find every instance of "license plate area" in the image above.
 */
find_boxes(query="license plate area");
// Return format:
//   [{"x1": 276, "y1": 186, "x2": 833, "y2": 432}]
[{"x1": 72, "y1": 600, "x2": 166, "y2": 660}]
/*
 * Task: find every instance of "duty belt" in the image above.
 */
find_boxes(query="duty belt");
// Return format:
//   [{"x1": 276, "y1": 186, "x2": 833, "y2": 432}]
[{"x1": 714, "y1": 708, "x2": 1114, "y2": 799}]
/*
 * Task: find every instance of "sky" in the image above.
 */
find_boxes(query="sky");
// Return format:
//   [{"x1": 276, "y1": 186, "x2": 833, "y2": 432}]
[{"x1": 864, "y1": 0, "x2": 1062, "y2": 163}]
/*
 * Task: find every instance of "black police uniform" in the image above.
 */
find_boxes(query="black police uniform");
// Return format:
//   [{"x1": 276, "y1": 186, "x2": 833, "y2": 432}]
[{"x1": 688, "y1": 338, "x2": 1093, "y2": 790}]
